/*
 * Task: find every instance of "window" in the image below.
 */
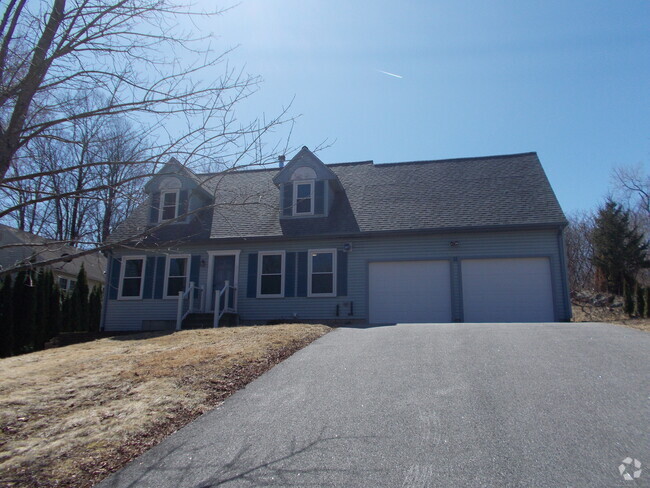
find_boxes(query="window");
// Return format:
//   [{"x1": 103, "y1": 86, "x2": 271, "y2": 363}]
[
  {"x1": 257, "y1": 251, "x2": 285, "y2": 297},
  {"x1": 119, "y1": 257, "x2": 145, "y2": 299},
  {"x1": 58, "y1": 277, "x2": 76, "y2": 293},
  {"x1": 308, "y1": 250, "x2": 336, "y2": 297},
  {"x1": 164, "y1": 255, "x2": 189, "y2": 298},
  {"x1": 160, "y1": 190, "x2": 179, "y2": 221},
  {"x1": 293, "y1": 181, "x2": 314, "y2": 215}
]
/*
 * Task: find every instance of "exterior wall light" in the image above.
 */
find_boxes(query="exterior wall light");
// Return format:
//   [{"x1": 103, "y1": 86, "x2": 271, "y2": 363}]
[{"x1": 342, "y1": 243, "x2": 352, "y2": 252}]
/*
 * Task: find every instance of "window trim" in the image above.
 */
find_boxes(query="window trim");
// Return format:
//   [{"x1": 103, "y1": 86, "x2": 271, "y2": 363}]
[
  {"x1": 159, "y1": 189, "x2": 180, "y2": 222},
  {"x1": 163, "y1": 254, "x2": 191, "y2": 299},
  {"x1": 293, "y1": 180, "x2": 314, "y2": 216},
  {"x1": 118, "y1": 255, "x2": 146, "y2": 300},
  {"x1": 58, "y1": 277, "x2": 69, "y2": 291},
  {"x1": 308, "y1": 249, "x2": 337, "y2": 297},
  {"x1": 257, "y1": 251, "x2": 285, "y2": 298}
]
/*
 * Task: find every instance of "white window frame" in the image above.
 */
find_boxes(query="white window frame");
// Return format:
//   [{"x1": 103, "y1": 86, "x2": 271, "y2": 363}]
[
  {"x1": 58, "y1": 277, "x2": 69, "y2": 291},
  {"x1": 308, "y1": 249, "x2": 337, "y2": 297},
  {"x1": 257, "y1": 251, "x2": 285, "y2": 298},
  {"x1": 163, "y1": 254, "x2": 191, "y2": 299},
  {"x1": 118, "y1": 255, "x2": 146, "y2": 300},
  {"x1": 293, "y1": 180, "x2": 314, "y2": 216},
  {"x1": 159, "y1": 189, "x2": 180, "y2": 222}
]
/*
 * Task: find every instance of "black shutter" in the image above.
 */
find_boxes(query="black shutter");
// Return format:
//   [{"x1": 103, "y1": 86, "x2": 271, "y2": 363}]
[
  {"x1": 285, "y1": 252, "x2": 296, "y2": 297},
  {"x1": 282, "y1": 183, "x2": 293, "y2": 216},
  {"x1": 149, "y1": 192, "x2": 160, "y2": 223},
  {"x1": 190, "y1": 255, "x2": 200, "y2": 285},
  {"x1": 314, "y1": 180, "x2": 325, "y2": 214},
  {"x1": 108, "y1": 256, "x2": 121, "y2": 299},
  {"x1": 247, "y1": 253, "x2": 258, "y2": 298},
  {"x1": 337, "y1": 250, "x2": 347, "y2": 296},
  {"x1": 296, "y1": 251, "x2": 308, "y2": 297},
  {"x1": 143, "y1": 257, "x2": 155, "y2": 299},
  {"x1": 153, "y1": 256, "x2": 166, "y2": 299}
]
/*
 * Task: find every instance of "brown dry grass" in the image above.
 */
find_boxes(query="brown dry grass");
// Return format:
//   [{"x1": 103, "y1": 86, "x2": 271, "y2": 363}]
[
  {"x1": 0, "y1": 324, "x2": 331, "y2": 488},
  {"x1": 572, "y1": 303, "x2": 650, "y2": 332}
]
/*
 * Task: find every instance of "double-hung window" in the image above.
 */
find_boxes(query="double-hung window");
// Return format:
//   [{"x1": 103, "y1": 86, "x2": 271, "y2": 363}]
[
  {"x1": 308, "y1": 249, "x2": 336, "y2": 297},
  {"x1": 58, "y1": 277, "x2": 76, "y2": 293},
  {"x1": 119, "y1": 256, "x2": 145, "y2": 299},
  {"x1": 160, "y1": 190, "x2": 179, "y2": 221},
  {"x1": 293, "y1": 181, "x2": 314, "y2": 215},
  {"x1": 165, "y1": 255, "x2": 189, "y2": 298},
  {"x1": 257, "y1": 251, "x2": 285, "y2": 297}
]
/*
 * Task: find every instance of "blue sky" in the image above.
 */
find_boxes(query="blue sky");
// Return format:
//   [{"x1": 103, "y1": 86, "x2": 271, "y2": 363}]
[{"x1": 203, "y1": 0, "x2": 650, "y2": 215}]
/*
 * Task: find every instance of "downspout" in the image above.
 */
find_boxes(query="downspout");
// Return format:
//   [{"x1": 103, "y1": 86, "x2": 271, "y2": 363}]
[
  {"x1": 100, "y1": 250, "x2": 112, "y2": 331},
  {"x1": 557, "y1": 227, "x2": 572, "y2": 321}
]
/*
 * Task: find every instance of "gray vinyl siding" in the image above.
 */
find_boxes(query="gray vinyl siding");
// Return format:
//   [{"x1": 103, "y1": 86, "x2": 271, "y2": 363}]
[
  {"x1": 103, "y1": 228, "x2": 570, "y2": 330},
  {"x1": 103, "y1": 247, "x2": 209, "y2": 331}
]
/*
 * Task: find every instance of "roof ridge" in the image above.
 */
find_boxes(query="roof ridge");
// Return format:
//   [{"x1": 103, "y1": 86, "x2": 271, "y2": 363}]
[
  {"x1": 377, "y1": 152, "x2": 538, "y2": 167},
  {"x1": 197, "y1": 159, "x2": 375, "y2": 177},
  {"x1": 326, "y1": 160, "x2": 374, "y2": 167},
  {"x1": 196, "y1": 153, "x2": 536, "y2": 175}
]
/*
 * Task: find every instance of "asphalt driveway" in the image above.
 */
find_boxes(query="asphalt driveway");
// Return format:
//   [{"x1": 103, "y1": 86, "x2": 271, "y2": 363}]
[{"x1": 99, "y1": 323, "x2": 649, "y2": 487}]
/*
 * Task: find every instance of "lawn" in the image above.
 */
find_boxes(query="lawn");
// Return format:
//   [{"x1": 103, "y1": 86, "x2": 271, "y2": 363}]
[{"x1": 0, "y1": 324, "x2": 331, "y2": 488}]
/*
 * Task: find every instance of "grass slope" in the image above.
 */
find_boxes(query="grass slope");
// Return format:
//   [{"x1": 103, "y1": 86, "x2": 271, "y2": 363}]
[{"x1": 0, "y1": 324, "x2": 331, "y2": 487}]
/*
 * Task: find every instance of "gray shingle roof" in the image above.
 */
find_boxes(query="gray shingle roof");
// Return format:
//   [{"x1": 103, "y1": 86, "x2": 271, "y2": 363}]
[
  {"x1": 111, "y1": 151, "x2": 567, "y2": 244},
  {"x1": 0, "y1": 224, "x2": 106, "y2": 282},
  {"x1": 205, "y1": 152, "x2": 566, "y2": 239}
]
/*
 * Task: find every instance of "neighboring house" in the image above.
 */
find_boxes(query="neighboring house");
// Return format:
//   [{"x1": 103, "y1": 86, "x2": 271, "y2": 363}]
[
  {"x1": 102, "y1": 147, "x2": 571, "y2": 331},
  {"x1": 0, "y1": 224, "x2": 106, "y2": 291}
]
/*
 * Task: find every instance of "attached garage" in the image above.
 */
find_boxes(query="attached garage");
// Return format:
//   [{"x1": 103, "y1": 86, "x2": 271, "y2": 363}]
[
  {"x1": 461, "y1": 257, "x2": 555, "y2": 322},
  {"x1": 369, "y1": 260, "x2": 452, "y2": 324}
]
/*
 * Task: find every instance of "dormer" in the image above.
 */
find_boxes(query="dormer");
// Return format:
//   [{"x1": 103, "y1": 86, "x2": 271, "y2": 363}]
[
  {"x1": 272, "y1": 147, "x2": 340, "y2": 218},
  {"x1": 144, "y1": 158, "x2": 212, "y2": 225}
]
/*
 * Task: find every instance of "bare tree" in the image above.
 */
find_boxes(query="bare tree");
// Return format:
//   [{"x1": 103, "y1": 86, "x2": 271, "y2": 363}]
[
  {"x1": 1, "y1": 0, "x2": 281, "y2": 178},
  {"x1": 611, "y1": 163, "x2": 650, "y2": 232},
  {"x1": 91, "y1": 118, "x2": 151, "y2": 243},
  {"x1": 0, "y1": 0, "x2": 292, "y2": 275},
  {"x1": 565, "y1": 211, "x2": 596, "y2": 293},
  {"x1": 3, "y1": 111, "x2": 151, "y2": 244},
  {"x1": 611, "y1": 163, "x2": 650, "y2": 285}
]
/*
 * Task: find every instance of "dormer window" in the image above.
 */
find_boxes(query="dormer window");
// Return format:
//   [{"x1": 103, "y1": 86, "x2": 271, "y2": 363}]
[
  {"x1": 276, "y1": 154, "x2": 333, "y2": 218},
  {"x1": 160, "y1": 190, "x2": 179, "y2": 221},
  {"x1": 294, "y1": 181, "x2": 314, "y2": 215}
]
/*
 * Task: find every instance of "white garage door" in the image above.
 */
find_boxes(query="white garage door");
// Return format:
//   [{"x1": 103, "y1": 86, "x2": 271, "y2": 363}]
[
  {"x1": 369, "y1": 260, "x2": 452, "y2": 324},
  {"x1": 461, "y1": 257, "x2": 554, "y2": 322}
]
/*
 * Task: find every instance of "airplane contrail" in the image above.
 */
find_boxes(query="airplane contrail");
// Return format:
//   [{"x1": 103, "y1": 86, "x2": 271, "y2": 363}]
[{"x1": 377, "y1": 69, "x2": 403, "y2": 79}]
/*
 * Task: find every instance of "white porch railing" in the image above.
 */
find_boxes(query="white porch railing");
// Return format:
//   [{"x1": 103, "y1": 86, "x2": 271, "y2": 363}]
[
  {"x1": 175, "y1": 282, "x2": 204, "y2": 330},
  {"x1": 213, "y1": 280, "x2": 237, "y2": 328}
]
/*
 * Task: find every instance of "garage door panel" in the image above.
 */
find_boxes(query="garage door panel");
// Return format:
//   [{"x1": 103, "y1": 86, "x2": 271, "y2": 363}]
[
  {"x1": 369, "y1": 260, "x2": 451, "y2": 324},
  {"x1": 461, "y1": 258, "x2": 554, "y2": 322}
]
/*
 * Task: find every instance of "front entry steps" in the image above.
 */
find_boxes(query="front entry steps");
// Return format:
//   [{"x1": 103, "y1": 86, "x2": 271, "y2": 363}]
[{"x1": 181, "y1": 312, "x2": 239, "y2": 329}]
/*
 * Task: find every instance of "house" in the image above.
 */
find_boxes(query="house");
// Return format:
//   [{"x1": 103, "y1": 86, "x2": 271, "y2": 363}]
[
  {"x1": 0, "y1": 224, "x2": 106, "y2": 291},
  {"x1": 102, "y1": 147, "x2": 571, "y2": 330}
]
